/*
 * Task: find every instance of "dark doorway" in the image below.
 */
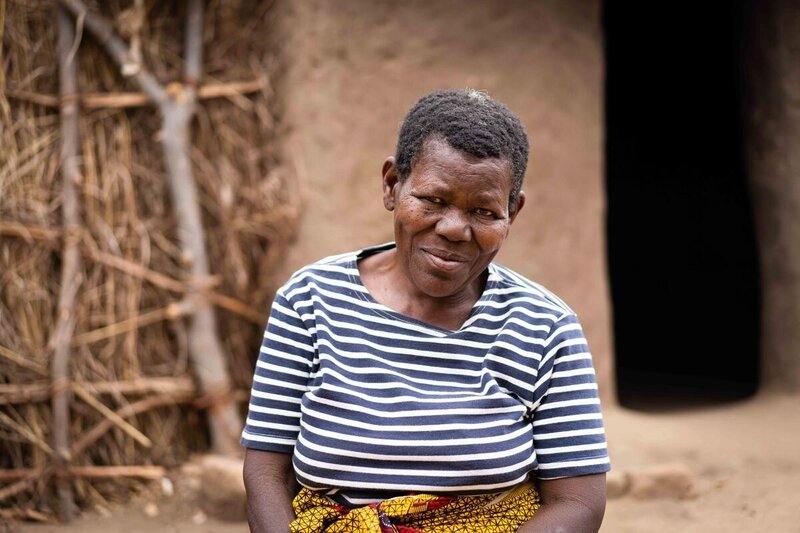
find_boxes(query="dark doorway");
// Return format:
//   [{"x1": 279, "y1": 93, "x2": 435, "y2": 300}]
[{"x1": 604, "y1": 2, "x2": 760, "y2": 409}]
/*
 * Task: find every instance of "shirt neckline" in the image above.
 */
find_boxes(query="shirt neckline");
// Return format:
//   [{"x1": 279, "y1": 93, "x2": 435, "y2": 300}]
[{"x1": 348, "y1": 242, "x2": 495, "y2": 335}]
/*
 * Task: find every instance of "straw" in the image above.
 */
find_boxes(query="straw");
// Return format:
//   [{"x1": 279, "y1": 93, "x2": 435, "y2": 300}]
[{"x1": 1, "y1": 0, "x2": 297, "y2": 518}]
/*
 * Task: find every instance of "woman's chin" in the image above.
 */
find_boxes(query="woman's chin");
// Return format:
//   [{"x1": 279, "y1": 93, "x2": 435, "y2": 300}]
[{"x1": 408, "y1": 271, "x2": 471, "y2": 300}]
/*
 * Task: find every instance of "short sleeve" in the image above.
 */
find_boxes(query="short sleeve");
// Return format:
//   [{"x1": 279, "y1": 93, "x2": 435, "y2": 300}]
[
  {"x1": 240, "y1": 288, "x2": 316, "y2": 453},
  {"x1": 530, "y1": 312, "x2": 611, "y2": 479}
]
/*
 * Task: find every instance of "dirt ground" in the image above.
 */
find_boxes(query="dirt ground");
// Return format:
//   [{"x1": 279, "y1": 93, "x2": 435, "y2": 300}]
[
  {"x1": 601, "y1": 392, "x2": 800, "y2": 532},
  {"x1": 11, "y1": 390, "x2": 799, "y2": 533}
]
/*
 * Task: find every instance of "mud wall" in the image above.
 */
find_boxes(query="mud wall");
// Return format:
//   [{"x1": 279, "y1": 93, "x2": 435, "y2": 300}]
[
  {"x1": 746, "y1": 0, "x2": 800, "y2": 391},
  {"x1": 271, "y1": 0, "x2": 614, "y2": 396}
]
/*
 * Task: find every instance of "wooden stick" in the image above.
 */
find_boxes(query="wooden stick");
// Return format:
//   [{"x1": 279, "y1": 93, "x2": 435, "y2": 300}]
[
  {"x1": 183, "y1": 0, "x2": 203, "y2": 87},
  {"x1": 89, "y1": 248, "x2": 186, "y2": 292},
  {"x1": 59, "y1": 0, "x2": 169, "y2": 106},
  {"x1": 65, "y1": 390, "x2": 238, "y2": 475},
  {"x1": 82, "y1": 376, "x2": 196, "y2": 395},
  {"x1": 70, "y1": 300, "x2": 193, "y2": 347},
  {"x1": 51, "y1": 6, "x2": 83, "y2": 520},
  {"x1": 0, "y1": 465, "x2": 165, "y2": 480},
  {"x1": 0, "y1": 507, "x2": 52, "y2": 522},
  {"x1": 0, "y1": 477, "x2": 36, "y2": 503},
  {"x1": 83, "y1": 377, "x2": 196, "y2": 395},
  {"x1": 69, "y1": 465, "x2": 166, "y2": 478},
  {"x1": 207, "y1": 292, "x2": 264, "y2": 323},
  {"x1": 0, "y1": 382, "x2": 50, "y2": 405},
  {"x1": 198, "y1": 79, "x2": 264, "y2": 99},
  {"x1": 0, "y1": 379, "x2": 247, "y2": 408},
  {"x1": 71, "y1": 393, "x2": 192, "y2": 456},
  {"x1": 4, "y1": 79, "x2": 264, "y2": 109},
  {"x1": 0, "y1": 411, "x2": 53, "y2": 456},
  {"x1": 89, "y1": 250, "x2": 262, "y2": 322},
  {"x1": 0, "y1": 344, "x2": 48, "y2": 376},
  {"x1": 0, "y1": 377, "x2": 197, "y2": 406},
  {"x1": 71, "y1": 384, "x2": 152, "y2": 448},
  {"x1": 0, "y1": 469, "x2": 42, "y2": 481},
  {"x1": 2, "y1": 89, "x2": 57, "y2": 107},
  {"x1": 0, "y1": 221, "x2": 60, "y2": 242},
  {"x1": 193, "y1": 388, "x2": 250, "y2": 410},
  {"x1": 59, "y1": 0, "x2": 243, "y2": 454},
  {"x1": 0, "y1": 222, "x2": 264, "y2": 324},
  {"x1": 164, "y1": 0, "x2": 242, "y2": 455}
]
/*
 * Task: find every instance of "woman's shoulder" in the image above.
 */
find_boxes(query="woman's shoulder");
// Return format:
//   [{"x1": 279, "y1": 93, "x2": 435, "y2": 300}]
[
  {"x1": 277, "y1": 244, "x2": 395, "y2": 298},
  {"x1": 280, "y1": 249, "x2": 359, "y2": 288},
  {"x1": 488, "y1": 262, "x2": 576, "y2": 318},
  {"x1": 285, "y1": 243, "x2": 394, "y2": 281}
]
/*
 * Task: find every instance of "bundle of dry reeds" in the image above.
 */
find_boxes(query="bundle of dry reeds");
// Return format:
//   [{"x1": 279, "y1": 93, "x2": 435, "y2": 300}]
[{"x1": 0, "y1": 0, "x2": 298, "y2": 521}]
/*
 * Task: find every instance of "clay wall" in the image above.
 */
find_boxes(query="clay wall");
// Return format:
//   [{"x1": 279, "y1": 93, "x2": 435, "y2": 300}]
[
  {"x1": 271, "y1": 0, "x2": 614, "y2": 395},
  {"x1": 746, "y1": 0, "x2": 800, "y2": 391}
]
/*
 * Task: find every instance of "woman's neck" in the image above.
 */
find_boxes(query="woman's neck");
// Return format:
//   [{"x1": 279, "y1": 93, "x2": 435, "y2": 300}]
[{"x1": 358, "y1": 248, "x2": 486, "y2": 331}]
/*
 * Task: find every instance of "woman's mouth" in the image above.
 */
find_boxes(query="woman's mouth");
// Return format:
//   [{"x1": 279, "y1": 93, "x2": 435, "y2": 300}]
[{"x1": 422, "y1": 249, "x2": 469, "y2": 272}]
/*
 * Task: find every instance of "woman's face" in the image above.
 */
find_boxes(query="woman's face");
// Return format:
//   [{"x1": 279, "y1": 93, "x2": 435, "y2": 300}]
[{"x1": 383, "y1": 137, "x2": 525, "y2": 300}]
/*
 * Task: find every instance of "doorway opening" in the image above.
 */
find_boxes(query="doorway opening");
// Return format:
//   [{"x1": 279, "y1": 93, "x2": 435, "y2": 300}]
[{"x1": 604, "y1": 1, "x2": 760, "y2": 410}]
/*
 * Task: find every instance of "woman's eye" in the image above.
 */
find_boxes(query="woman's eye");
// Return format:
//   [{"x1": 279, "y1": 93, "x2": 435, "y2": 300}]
[
  {"x1": 475, "y1": 208, "x2": 496, "y2": 218},
  {"x1": 423, "y1": 197, "x2": 444, "y2": 205}
]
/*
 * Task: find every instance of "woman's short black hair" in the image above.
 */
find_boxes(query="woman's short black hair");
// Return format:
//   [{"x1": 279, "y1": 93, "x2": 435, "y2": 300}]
[{"x1": 394, "y1": 89, "x2": 529, "y2": 208}]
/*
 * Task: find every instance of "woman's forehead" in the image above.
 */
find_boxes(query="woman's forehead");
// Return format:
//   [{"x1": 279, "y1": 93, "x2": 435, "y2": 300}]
[
  {"x1": 407, "y1": 139, "x2": 513, "y2": 198},
  {"x1": 412, "y1": 138, "x2": 513, "y2": 179}
]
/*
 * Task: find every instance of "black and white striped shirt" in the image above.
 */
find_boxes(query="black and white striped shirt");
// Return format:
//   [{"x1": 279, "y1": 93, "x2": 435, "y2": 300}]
[{"x1": 241, "y1": 244, "x2": 610, "y2": 504}]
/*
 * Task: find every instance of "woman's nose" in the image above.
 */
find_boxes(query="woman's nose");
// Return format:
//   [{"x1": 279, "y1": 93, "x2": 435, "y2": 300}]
[{"x1": 435, "y1": 208, "x2": 471, "y2": 241}]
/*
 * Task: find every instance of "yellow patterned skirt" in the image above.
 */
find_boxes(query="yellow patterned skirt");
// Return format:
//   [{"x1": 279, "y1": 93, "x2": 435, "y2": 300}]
[{"x1": 289, "y1": 482, "x2": 540, "y2": 533}]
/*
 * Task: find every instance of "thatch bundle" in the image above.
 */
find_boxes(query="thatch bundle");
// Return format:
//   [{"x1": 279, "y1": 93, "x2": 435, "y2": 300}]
[{"x1": 0, "y1": 0, "x2": 297, "y2": 520}]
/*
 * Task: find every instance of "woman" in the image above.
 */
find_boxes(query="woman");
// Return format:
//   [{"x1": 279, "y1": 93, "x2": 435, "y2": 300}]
[{"x1": 242, "y1": 89, "x2": 610, "y2": 532}]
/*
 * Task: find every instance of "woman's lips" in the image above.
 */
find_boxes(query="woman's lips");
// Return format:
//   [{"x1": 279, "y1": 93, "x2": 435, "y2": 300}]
[{"x1": 422, "y1": 249, "x2": 469, "y2": 272}]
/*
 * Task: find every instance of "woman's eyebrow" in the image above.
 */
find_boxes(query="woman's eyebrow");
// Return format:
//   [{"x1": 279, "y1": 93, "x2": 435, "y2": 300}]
[{"x1": 473, "y1": 190, "x2": 505, "y2": 204}]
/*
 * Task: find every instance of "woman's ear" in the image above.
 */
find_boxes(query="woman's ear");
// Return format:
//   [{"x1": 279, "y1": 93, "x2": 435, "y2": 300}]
[
  {"x1": 382, "y1": 157, "x2": 400, "y2": 211},
  {"x1": 509, "y1": 190, "x2": 526, "y2": 224}
]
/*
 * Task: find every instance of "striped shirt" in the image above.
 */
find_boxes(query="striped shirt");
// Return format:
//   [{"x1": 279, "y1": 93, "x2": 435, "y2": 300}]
[{"x1": 241, "y1": 243, "x2": 610, "y2": 504}]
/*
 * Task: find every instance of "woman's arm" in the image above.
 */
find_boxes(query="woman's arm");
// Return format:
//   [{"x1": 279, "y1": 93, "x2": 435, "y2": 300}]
[
  {"x1": 243, "y1": 448, "x2": 299, "y2": 533},
  {"x1": 518, "y1": 473, "x2": 607, "y2": 533}
]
